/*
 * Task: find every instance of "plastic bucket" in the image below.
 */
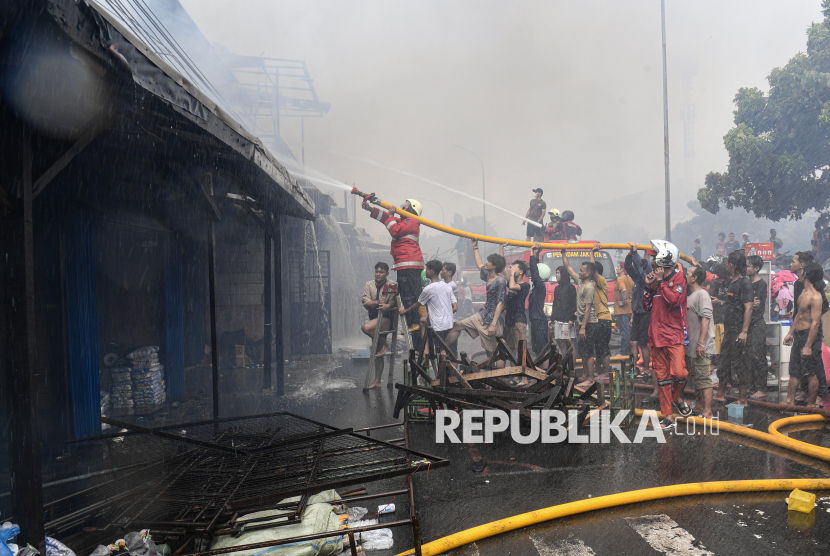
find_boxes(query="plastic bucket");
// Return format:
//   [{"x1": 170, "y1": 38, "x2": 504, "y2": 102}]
[{"x1": 727, "y1": 403, "x2": 744, "y2": 419}]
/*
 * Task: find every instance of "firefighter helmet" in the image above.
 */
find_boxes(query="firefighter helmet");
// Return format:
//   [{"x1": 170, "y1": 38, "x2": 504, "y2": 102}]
[
  {"x1": 404, "y1": 199, "x2": 423, "y2": 216},
  {"x1": 650, "y1": 239, "x2": 679, "y2": 268}
]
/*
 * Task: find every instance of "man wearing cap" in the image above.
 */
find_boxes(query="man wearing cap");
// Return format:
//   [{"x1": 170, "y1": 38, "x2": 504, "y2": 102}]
[
  {"x1": 363, "y1": 198, "x2": 425, "y2": 341},
  {"x1": 742, "y1": 232, "x2": 751, "y2": 248},
  {"x1": 524, "y1": 189, "x2": 546, "y2": 241}
]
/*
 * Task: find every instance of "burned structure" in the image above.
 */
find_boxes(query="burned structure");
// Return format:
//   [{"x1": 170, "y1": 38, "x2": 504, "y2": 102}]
[{"x1": 0, "y1": 0, "x2": 387, "y2": 545}]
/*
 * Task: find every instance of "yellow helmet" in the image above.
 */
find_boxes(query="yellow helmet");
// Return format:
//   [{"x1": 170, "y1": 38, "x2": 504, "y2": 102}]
[
  {"x1": 548, "y1": 208, "x2": 561, "y2": 218},
  {"x1": 405, "y1": 199, "x2": 423, "y2": 216}
]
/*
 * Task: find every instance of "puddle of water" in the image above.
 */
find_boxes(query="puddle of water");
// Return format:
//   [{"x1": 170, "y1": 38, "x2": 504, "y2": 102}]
[{"x1": 287, "y1": 375, "x2": 357, "y2": 400}]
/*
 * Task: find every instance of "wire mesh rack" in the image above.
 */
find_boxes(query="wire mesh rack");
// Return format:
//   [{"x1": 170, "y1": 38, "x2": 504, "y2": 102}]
[{"x1": 51, "y1": 412, "x2": 447, "y2": 552}]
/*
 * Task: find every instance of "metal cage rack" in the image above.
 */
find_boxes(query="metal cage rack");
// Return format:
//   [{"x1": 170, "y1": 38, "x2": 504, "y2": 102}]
[{"x1": 49, "y1": 413, "x2": 447, "y2": 556}]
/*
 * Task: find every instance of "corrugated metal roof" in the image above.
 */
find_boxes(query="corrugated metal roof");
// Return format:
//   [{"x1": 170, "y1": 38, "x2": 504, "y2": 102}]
[{"x1": 81, "y1": 0, "x2": 315, "y2": 218}]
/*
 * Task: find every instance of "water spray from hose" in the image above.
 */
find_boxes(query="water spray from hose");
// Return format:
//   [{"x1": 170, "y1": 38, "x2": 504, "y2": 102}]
[{"x1": 329, "y1": 151, "x2": 543, "y2": 227}]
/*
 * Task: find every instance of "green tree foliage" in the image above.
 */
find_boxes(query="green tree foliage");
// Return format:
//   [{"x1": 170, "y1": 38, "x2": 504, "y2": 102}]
[{"x1": 700, "y1": 1, "x2": 830, "y2": 221}]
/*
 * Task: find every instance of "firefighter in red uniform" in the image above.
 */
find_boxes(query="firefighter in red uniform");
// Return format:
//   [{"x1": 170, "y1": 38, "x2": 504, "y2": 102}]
[
  {"x1": 643, "y1": 239, "x2": 692, "y2": 430},
  {"x1": 544, "y1": 209, "x2": 582, "y2": 242},
  {"x1": 362, "y1": 198, "x2": 425, "y2": 337}
]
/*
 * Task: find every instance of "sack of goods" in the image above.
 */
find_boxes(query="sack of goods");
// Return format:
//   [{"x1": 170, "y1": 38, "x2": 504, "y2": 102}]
[
  {"x1": 131, "y1": 356, "x2": 161, "y2": 370},
  {"x1": 132, "y1": 365, "x2": 166, "y2": 408},
  {"x1": 110, "y1": 368, "x2": 134, "y2": 409},
  {"x1": 126, "y1": 346, "x2": 159, "y2": 360}
]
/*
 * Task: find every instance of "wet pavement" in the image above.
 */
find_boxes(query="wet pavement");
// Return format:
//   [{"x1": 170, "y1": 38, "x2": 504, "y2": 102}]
[{"x1": 114, "y1": 334, "x2": 830, "y2": 555}]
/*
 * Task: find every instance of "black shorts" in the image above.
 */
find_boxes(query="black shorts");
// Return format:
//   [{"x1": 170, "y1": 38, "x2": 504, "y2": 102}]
[
  {"x1": 790, "y1": 328, "x2": 824, "y2": 379},
  {"x1": 368, "y1": 308, "x2": 395, "y2": 322},
  {"x1": 594, "y1": 319, "x2": 612, "y2": 358},
  {"x1": 631, "y1": 311, "x2": 651, "y2": 345},
  {"x1": 396, "y1": 268, "x2": 423, "y2": 328},
  {"x1": 434, "y1": 329, "x2": 450, "y2": 341},
  {"x1": 526, "y1": 222, "x2": 542, "y2": 238},
  {"x1": 719, "y1": 328, "x2": 751, "y2": 386},
  {"x1": 578, "y1": 322, "x2": 598, "y2": 358}
]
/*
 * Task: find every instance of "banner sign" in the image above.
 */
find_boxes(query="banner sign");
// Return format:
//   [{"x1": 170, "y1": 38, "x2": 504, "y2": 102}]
[{"x1": 745, "y1": 242, "x2": 774, "y2": 260}]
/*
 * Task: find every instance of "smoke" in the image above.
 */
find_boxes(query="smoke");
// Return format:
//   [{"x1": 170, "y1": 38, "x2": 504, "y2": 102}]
[
  {"x1": 175, "y1": 0, "x2": 823, "y2": 241},
  {"x1": 326, "y1": 151, "x2": 543, "y2": 227}
]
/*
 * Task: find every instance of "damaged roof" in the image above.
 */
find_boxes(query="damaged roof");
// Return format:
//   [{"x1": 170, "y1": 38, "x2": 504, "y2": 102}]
[{"x1": 45, "y1": 0, "x2": 315, "y2": 220}]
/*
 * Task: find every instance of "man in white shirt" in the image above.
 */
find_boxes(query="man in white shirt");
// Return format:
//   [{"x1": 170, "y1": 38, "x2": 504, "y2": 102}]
[
  {"x1": 400, "y1": 260, "x2": 457, "y2": 353},
  {"x1": 441, "y1": 261, "x2": 460, "y2": 354}
]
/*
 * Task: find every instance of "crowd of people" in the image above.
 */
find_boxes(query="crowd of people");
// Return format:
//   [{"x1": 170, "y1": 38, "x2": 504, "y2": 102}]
[{"x1": 360, "y1": 192, "x2": 830, "y2": 429}]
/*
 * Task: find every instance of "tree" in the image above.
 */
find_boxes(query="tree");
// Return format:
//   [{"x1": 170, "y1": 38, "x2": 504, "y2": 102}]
[{"x1": 699, "y1": 1, "x2": 830, "y2": 222}]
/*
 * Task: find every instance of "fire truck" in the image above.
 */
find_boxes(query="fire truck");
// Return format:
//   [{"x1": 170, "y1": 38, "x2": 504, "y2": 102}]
[
  {"x1": 459, "y1": 241, "x2": 619, "y2": 320},
  {"x1": 505, "y1": 242, "x2": 619, "y2": 320}
]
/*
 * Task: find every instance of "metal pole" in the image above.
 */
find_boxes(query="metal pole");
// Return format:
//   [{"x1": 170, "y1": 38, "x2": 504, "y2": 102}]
[
  {"x1": 417, "y1": 199, "x2": 445, "y2": 225},
  {"x1": 301, "y1": 117, "x2": 305, "y2": 167},
  {"x1": 273, "y1": 213, "x2": 285, "y2": 396},
  {"x1": 661, "y1": 0, "x2": 671, "y2": 241},
  {"x1": 263, "y1": 231, "x2": 272, "y2": 389},
  {"x1": 208, "y1": 220, "x2": 220, "y2": 419},
  {"x1": 5, "y1": 125, "x2": 45, "y2": 549},
  {"x1": 454, "y1": 145, "x2": 485, "y2": 235},
  {"x1": 274, "y1": 70, "x2": 281, "y2": 138}
]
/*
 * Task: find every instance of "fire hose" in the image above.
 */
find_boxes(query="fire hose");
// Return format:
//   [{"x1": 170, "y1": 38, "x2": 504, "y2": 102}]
[
  {"x1": 351, "y1": 188, "x2": 700, "y2": 265},
  {"x1": 349, "y1": 187, "x2": 828, "y2": 554},
  {"x1": 394, "y1": 412, "x2": 830, "y2": 556}
]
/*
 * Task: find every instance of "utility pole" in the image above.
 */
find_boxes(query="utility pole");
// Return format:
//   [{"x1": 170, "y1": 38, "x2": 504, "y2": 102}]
[
  {"x1": 454, "y1": 145, "x2": 485, "y2": 235},
  {"x1": 661, "y1": 0, "x2": 671, "y2": 241}
]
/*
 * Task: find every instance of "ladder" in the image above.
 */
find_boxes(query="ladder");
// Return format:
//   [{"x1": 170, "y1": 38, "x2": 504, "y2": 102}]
[{"x1": 363, "y1": 287, "x2": 413, "y2": 391}]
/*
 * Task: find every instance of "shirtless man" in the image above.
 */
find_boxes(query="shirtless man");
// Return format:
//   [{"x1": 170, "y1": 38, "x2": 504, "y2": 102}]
[{"x1": 783, "y1": 262, "x2": 826, "y2": 408}]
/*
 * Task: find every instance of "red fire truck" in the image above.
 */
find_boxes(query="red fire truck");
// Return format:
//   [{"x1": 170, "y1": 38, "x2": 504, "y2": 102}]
[
  {"x1": 505, "y1": 242, "x2": 618, "y2": 319},
  {"x1": 460, "y1": 242, "x2": 619, "y2": 320}
]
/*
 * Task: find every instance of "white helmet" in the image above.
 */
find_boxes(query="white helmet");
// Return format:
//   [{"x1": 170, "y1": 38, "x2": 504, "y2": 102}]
[
  {"x1": 404, "y1": 199, "x2": 423, "y2": 216},
  {"x1": 650, "y1": 239, "x2": 679, "y2": 268}
]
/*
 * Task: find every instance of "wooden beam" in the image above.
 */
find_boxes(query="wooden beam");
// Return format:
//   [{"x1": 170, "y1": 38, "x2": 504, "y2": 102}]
[
  {"x1": 32, "y1": 120, "x2": 106, "y2": 198},
  {"x1": 436, "y1": 387, "x2": 542, "y2": 400},
  {"x1": 429, "y1": 366, "x2": 547, "y2": 387},
  {"x1": 444, "y1": 362, "x2": 471, "y2": 389}
]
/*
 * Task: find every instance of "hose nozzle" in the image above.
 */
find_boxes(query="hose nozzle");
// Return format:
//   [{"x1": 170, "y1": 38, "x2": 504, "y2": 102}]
[{"x1": 350, "y1": 186, "x2": 379, "y2": 205}]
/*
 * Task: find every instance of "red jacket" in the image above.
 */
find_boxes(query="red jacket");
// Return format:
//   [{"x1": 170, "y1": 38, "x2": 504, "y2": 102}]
[
  {"x1": 543, "y1": 221, "x2": 582, "y2": 242},
  {"x1": 643, "y1": 268, "x2": 688, "y2": 348},
  {"x1": 370, "y1": 208, "x2": 424, "y2": 271}
]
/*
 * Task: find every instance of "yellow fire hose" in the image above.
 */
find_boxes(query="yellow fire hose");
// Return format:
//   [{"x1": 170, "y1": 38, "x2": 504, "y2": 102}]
[
  {"x1": 367, "y1": 197, "x2": 700, "y2": 266},
  {"x1": 769, "y1": 413, "x2": 830, "y2": 439},
  {"x1": 357, "y1": 189, "x2": 824, "y2": 555},
  {"x1": 395, "y1": 412, "x2": 830, "y2": 556}
]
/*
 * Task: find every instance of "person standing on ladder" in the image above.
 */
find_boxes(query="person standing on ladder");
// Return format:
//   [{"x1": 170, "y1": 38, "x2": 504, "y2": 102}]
[
  {"x1": 361, "y1": 262, "x2": 398, "y2": 389},
  {"x1": 363, "y1": 198, "x2": 425, "y2": 347}
]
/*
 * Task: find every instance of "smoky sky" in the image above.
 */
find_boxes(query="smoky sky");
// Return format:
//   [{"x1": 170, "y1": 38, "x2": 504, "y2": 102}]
[{"x1": 180, "y1": 0, "x2": 823, "y2": 240}]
